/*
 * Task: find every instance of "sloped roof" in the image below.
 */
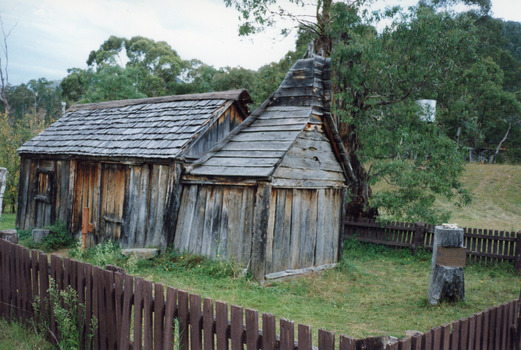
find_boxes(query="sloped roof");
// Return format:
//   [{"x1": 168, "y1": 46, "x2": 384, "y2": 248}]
[
  {"x1": 18, "y1": 90, "x2": 252, "y2": 159},
  {"x1": 187, "y1": 54, "x2": 352, "y2": 182}
]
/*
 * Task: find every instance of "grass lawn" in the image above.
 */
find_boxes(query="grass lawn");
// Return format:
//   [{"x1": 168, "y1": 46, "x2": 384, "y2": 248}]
[
  {"x1": 433, "y1": 163, "x2": 521, "y2": 231},
  {"x1": 129, "y1": 239, "x2": 520, "y2": 340},
  {"x1": 0, "y1": 212, "x2": 16, "y2": 230},
  {"x1": 0, "y1": 318, "x2": 52, "y2": 350}
]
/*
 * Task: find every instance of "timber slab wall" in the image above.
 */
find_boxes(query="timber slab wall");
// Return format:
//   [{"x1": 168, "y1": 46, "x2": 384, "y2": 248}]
[{"x1": 1, "y1": 238, "x2": 521, "y2": 350}]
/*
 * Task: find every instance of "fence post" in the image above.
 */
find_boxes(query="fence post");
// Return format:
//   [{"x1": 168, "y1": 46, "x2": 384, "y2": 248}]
[
  {"x1": 515, "y1": 232, "x2": 521, "y2": 272},
  {"x1": 412, "y1": 222, "x2": 426, "y2": 256}
]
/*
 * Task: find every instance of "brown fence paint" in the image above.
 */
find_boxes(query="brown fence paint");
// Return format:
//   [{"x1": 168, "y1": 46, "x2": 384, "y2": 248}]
[{"x1": 0, "y1": 238, "x2": 520, "y2": 350}]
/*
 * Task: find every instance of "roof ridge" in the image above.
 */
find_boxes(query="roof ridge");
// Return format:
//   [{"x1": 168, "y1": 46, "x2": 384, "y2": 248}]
[{"x1": 68, "y1": 89, "x2": 252, "y2": 112}]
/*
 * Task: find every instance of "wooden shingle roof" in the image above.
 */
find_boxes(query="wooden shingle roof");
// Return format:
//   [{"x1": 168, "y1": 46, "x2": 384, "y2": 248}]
[
  {"x1": 18, "y1": 90, "x2": 252, "y2": 160},
  {"x1": 187, "y1": 54, "x2": 353, "y2": 182}
]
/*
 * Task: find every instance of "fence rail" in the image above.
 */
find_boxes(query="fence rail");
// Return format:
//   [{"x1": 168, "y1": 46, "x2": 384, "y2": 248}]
[
  {"x1": 344, "y1": 217, "x2": 521, "y2": 269},
  {"x1": 1, "y1": 238, "x2": 520, "y2": 350}
]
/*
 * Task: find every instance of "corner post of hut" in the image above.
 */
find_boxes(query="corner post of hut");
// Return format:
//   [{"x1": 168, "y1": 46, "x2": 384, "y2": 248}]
[{"x1": 428, "y1": 224, "x2": 466, "y2": 305}]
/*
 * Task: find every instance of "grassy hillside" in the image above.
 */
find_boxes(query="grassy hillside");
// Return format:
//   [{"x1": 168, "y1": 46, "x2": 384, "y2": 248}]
[{"x1": 432, "y1": 163, "x2": 521, "y2": 231}]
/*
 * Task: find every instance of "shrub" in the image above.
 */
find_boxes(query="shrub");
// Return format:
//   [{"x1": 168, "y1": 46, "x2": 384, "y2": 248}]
[{"x1": 39, "y1": 221, "x2": 76, "y2": 252}]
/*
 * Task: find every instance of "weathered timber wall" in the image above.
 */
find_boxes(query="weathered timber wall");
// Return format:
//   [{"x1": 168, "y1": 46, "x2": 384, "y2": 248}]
[
  {"x1": 174, "y1": 183, "x2": 343, "y2": 279},
  {"x1": 17, "y1": 157, "x2": 71, "y2": 230},
  {"x1": 174, "y1": 184, "x2": 256, "y2": 263},
  {"x1": 264, "y1": 187, "x2": 343, "y2": 275},
  {"x1": 17, "y1": 157, "x2": 180, "y2": 249},
  {"x1": 271, "y1": 124, "x2": 346, "y2": 188},
  {"x1": 185, "y1": 103, "x2": 245, "y2": 160}
]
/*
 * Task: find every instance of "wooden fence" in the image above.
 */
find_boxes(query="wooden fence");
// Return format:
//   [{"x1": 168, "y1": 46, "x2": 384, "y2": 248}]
[
  {"x1": 344, "y1": 217, "x2": 521, "y2": 269},
  {"x1": 1, "y1": 238, "x2": 520, "y2": 350}
]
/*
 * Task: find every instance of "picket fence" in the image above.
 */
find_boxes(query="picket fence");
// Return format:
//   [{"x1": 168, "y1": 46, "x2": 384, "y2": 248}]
[
  {"x1": 1, "y1": 238, "x2": 520, "y2": 350},
  {"x1": 344, "y1": 217, "x2": 521, "y2": 269}
]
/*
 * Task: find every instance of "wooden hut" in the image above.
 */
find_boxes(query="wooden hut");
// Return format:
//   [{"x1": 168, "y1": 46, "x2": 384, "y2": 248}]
[
  {"x1": 16, "y1": 90, "x2": 252, "y2": 248},
  {"x1": 175, "y1": 54, "x2": 352, "y2": 280}
]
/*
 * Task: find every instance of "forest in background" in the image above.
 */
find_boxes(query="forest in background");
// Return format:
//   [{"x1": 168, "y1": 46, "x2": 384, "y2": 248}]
[{"x1": 0, "y1": 0, "x2": 520, "y2": 224}]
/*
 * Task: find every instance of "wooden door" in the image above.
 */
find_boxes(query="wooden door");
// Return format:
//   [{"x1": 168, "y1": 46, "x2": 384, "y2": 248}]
[
  {"x1": 72, "y1": 162, "x2": 101, "y2": 239},
  {"x1": 34, "y1": 168, "x2": 55, "y2": 228},
  {"x1": 99, "y1": 163, "x2": 127, "y2": 242}
]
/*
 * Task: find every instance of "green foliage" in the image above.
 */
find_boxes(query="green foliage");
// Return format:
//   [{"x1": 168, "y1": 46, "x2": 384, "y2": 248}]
[
  {"x1": 150, "y1": 247, "x2": 245, "y2": 279},
  {"x1": 0, "y1": 318, "x2": 53, "y2": 350},
  {"x1": 0, "y1": 111, "x2": 48, "y2": 213},
  {"x1": 39, "y1": 221, "x2": 75, "y2": 252},
  {"x1": 33, "y1": 279, "x2": 97, "y2": 350},
  {"x1": 69, "y1": 239, "x2": 125, "y2": 266}
]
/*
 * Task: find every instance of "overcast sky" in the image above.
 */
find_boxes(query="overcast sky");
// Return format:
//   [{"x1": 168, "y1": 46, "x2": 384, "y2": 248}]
[{"x1": 2, "y1": 0, "x2": 521, "y2": 85}]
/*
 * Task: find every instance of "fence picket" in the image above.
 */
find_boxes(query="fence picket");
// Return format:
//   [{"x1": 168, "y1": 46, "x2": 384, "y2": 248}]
[
  {"x1": 154, "y1": 283, "x2": 166, "y2": 350},
  {"x1": 134, "y1": 277, "x2": 145, "y2": 350},
  {"x1": 162, "y1": 286, "x2": 178, "y2": 350},
  {"x1": 298, "y1": 324, "x2": 312, "y2": 350},
  {"x1": 203, "y1": 298, "x2": 215, "y2": 350},
  {"x1": 451, "y1": 320, "x2": 460, "y2": 350},
  {"x1": 246, "y1": 309, "x2": 259, "y2": 350},
  {"x1": 468, "y1": 315, "x2": 476, "y2": 350},
  {"x1": 440, "y1": 323, "x2": 450, "y2": 350},
  {"x1": 280, "y1": 318, "x2": 294, "y2": 350},
  {"x1": 231, "y1": 305, "x2": 244, "y2": 350},
  {"x1": 339, "y1": 335, "x2": 356, "y2": 350},
  {"x1": 191, "y1": 294, "x2": 203, "y2": 350},
  {"x1": 262, "y1": 313, "x2": 276, "y2": 350},
  {"x1": 216, "y1": 301, "x2": 229, "y2": 350},
  {"x1": 318, "y1": 329, "x2": 335, "y2": 350}
]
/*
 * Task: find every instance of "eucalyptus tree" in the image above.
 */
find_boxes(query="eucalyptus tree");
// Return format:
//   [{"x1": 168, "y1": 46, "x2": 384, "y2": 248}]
[{"x1": 223, "y1": 0, "x2": 483, "y2": 222}]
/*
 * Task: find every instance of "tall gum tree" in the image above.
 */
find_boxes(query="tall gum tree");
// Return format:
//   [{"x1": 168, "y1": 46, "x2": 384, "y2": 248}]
[{"x1": 224, "y1": 0, "x2": 485, "y2": 222}]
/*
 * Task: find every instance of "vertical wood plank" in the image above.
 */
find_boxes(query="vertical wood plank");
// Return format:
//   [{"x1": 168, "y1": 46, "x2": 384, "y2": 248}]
[
  {"x1": 339, "y1": 335, "x2": 356, "y2": 350},
  {"x1": 451, "y1": 320, "x2": 460, "y2": 350},
  {"x1": 245, "y1": 309, "x2": 259, "y2": 350},
  {"x1": 178, "y1": 290, "x2": 190, "y2": 350},
  {"x1": 468, "y1": 315, "x2": 476, "y2": 350},
  {"x1": 119, "y1": 274, "x2": 134, "y2": 350},
  {"x1": 474, "y1": 312, "x2": 483, "y2": 350},
  {"x1": 203, "y1": 298, "x2": 215, "y2": 350},
  {"x1": 262, "y1": 313, "x2": 276, "y2": 350},
  {"x1": 134, "y1": 277, "x2": 145, "y2": 350},
  {"x1": 142, "y1": 280, "x2": 153, "y2": 350},
  {"x1": 460, "y1": 318, "x2": 469, "y2": 350},
  {"x1": 410, "y1": 334, "x2": 422, "y2": 350},
  {"x1": 191, "y1": 294, "x2": 203, "y2": 350},
  {"x1": 431, "y1": 327, "x2": 441, "y2": 350},
  {"x1": 216, "y1": 301, "x2": 229, "y2": 350},
  {"x1": 318, "y1": 329, "x2": 334, "y2": 350},
  {"x1": 155, "y1": 283, "x2": 166, "y2": 350},
  {"x1": 231, "y1": 305, "x2": 244, "y2": 350},
  {"x1": 298, "y1": 324, "x2": 312, "y2": 350},
  {"x1": 163, "y1": 287, "x2": 178, "y2": 350},
  {"x1": 398, "y1": 337, "x2": 411, "y2": 350},
  {"x1": 280, "y1": 318, "x2": 294, "y2": 350}
]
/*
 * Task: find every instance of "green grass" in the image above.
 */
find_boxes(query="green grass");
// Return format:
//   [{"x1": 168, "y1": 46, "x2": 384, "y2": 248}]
[
  {"x1": 433, "y1": 163, "x2": 521, "y2": 231},
  {"x1": 0, "y1": 213, "x2": 15, "y2": 230},
  {"x1": 0, "y1": 318, "x2": 52, "y2": 350},
  {"x1": 130, "y1": 240, "x2": 520, "y2": 340},
  {"x1": 373, "y1": 163, "x2": 521, "y2": 231}
]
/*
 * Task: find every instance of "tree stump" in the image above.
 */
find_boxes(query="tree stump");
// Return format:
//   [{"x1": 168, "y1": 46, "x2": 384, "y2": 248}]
[{"x1": 428, "y1": 225, "x2": 466, "y2": 305}]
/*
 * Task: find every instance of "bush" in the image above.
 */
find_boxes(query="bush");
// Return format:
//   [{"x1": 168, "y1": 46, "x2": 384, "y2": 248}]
[
  {"x1": 39, "y1": 221, "x2": 75, "y2": 252},
  {"x1": 152, "y1": 247, "x2": 245, "y2": 279}
]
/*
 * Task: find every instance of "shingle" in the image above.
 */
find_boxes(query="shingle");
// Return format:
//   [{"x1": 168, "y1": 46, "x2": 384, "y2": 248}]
[{"x1": 18, "y1": 90, "x2": 251, "y2": 159}]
